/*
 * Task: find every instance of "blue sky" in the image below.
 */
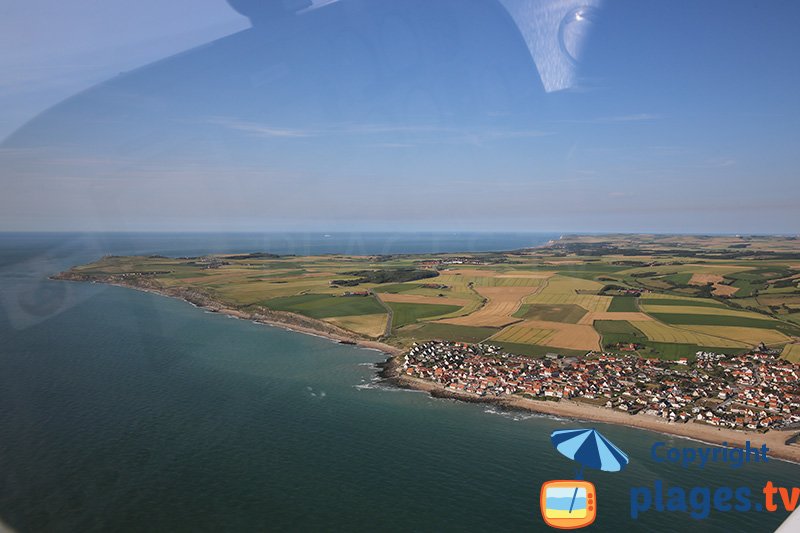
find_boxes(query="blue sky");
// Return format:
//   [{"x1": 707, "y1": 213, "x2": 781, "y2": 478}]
[{"x1": 1, "y1": 0, "x2": 798, "y2": 233}]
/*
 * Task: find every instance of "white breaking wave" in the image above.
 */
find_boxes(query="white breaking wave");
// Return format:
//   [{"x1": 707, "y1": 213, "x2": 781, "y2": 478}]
[{"x1": 483, "y1": 406, "x2": 568, "y2": 423}]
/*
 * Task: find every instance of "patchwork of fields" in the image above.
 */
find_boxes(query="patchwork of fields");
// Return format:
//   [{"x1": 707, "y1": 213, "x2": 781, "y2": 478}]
[
  {"x1": 440, "y1": 285, "x2": 542, "y2": 327},
  {"x1": 63, "y1": 234, "x2": 800, "y2": 360}
]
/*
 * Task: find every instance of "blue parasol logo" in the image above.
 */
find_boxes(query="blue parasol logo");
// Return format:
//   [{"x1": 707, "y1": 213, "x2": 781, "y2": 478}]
[
  {"x1": 540, "y1": 428, "x2": 630, "y2": 529},
  {"x1": 551, "y1": 428, "x2": 630, "y2": 477}
]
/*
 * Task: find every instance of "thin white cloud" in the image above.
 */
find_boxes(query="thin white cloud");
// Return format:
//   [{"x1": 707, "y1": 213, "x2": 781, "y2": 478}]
[
  {"x1": 205, "y1": 117, "x2": 553, "y2": 143},
  {"x1": 206, "y1": 118, "x2": 313, "y2": 138}
]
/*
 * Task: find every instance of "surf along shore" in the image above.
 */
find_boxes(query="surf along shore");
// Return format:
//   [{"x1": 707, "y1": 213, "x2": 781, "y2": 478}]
[
  {"x1": 379, "y1": 355, "x2": 800, "y2": 464},
  {"x1": 52, "y1": 272, "x2": 403, "y2": 357},
  {"x1": 54, "y1": 271, "x2": 800, "y2": 464}
]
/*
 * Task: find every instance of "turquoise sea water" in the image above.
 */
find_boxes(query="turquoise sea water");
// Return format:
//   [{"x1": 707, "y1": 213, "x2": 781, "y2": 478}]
[{"x1": 0, "y1": 233, "x2": 797, "y2": 532}]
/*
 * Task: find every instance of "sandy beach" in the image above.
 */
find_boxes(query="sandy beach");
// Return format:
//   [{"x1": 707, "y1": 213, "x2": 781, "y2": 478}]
[{"x1": 381, "y1": 358, "x2": 800, "y2": 464}]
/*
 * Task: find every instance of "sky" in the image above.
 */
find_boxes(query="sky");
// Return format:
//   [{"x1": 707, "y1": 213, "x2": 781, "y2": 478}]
[{"x1": 1, "y1": 0, "x2": 799, "y2": 233}]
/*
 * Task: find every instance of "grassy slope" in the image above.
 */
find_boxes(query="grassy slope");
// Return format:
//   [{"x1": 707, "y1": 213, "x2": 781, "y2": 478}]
[
  {"x1": 395, "y1": 323, "x2": 498, "y2": 343},
  {"x1": 262, "y1": 294, "x2": 387, "y2": 319},
  {"x1": 386, "y1": 302, "x2": 462, "y2": 329}
]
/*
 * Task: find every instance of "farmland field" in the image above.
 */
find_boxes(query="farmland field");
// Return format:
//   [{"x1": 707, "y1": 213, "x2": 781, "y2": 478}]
[
  {"x1": 324, "y1": 314, "x2": 388, "y2": 338},
  {"x1": 640, "y1": 305, "x2": 772, "y2": 319},
  {"x1": 679, "y1": 325, "x2": 791, "y2": 346},
  {"x1": 513, "y1": 304, "x2": 587, "y2": 323},
  {"x1": 387, "y1": 302, "x2": 462, "y2": 329},
  {"x1": 377, "y1": 292, "x2": 470, "y2": 307},
  {"x1": 491, "y1": 320, "x2": 600, "y2": 351},
  {"x1": 782, "y1": 343, "x2": 800, "y2": 363},
  {"x1": 394, "y1": 323, "x2": 498, "y2": 344},
  {"x1": 59, "y1": 234, "x2": 800, "y2": 360},
  {"x1": 650, "y1": 313, "x2": 800, "y2": 337},
  {"x1": 632, "y1": 321, "x2": 749, "y2": 349},
  {"x1": 594, "y1": 320, "x2": 646, "y2": 346},
  {"x1": 440, "y1": 285, "x2": 541, "y2": 327},
  {"x1": 639, "y1": 297, "x2": 726, "y2": 308},
  {"x1": 262, "y1": 294, "x2": 387, "y2": 319},
  {"x1": 490, "y1": 324, "x2": 554, "y2": 345},
  {"x1": 607, "y1": 296, "x2": 639, "y2": 312}
]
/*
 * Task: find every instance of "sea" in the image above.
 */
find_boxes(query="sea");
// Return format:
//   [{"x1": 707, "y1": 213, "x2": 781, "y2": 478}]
[{"x1": 0, "y1": 232, "x2": 797, "y2": 532}]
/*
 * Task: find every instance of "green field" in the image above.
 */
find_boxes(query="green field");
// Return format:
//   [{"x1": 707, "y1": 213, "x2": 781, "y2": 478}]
[
  {"x1": 643, "y1": 342, "x2": 746, "y2": 360},
  {"x1": 395, "y1": 323, "x2": 498, "y2": 343},
  {"x1": 664, "y1": 272, "x2": 693, "y2": 285},
  {"x1": 639, "y1": 298, "x2": 725, "y2": 309},
  {"x1": 387, "y1": 302, "x2": 462, "y2": 329},
  {"x1": 594, "y1": 320, "x2": 646, "y2": 346},
  {"x1": 607, "y1": 296, "x2": 639, "y2": 312},
  {"x1": 262, "y1": 294, "x2": 386, "y2": 319},
  {"x1": 371, "y1": 283, "x2": 421, "y2": 294},
  {"x1": 513, "y1": 303, "x2": 588, "y2": 323}
]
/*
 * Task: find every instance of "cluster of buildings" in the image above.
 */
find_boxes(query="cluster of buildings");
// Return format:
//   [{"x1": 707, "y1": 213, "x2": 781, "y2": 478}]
[
  {"x1": 402, "y1": 341, "x2": 800, "y2": 431},
  {"x1": 416, "y1": 257, "x2": 492, "y2": 267}
]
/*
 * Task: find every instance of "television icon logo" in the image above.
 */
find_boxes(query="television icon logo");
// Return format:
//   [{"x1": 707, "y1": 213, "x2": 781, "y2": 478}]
[{"x1": 540, "y1": 480, "x2": 597, "y2": 529}]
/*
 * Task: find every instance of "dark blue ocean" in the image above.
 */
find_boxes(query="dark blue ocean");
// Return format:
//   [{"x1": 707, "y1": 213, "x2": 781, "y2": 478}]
[{"x1": 0, "y1": 233, "x2": 797, "y2": 532}]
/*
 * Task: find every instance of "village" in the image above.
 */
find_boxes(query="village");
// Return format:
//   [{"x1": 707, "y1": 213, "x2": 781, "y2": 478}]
[{"x1": 402, "y1": 341, "x2": 800, "y2": 432}]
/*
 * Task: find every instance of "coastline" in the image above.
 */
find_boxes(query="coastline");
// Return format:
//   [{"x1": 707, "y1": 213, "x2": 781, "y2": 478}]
[
  {"x1": 378, "y1": 352, "x2": 800, "y2": 464},
  {"x1": 55, "y1": 273, "x2": 800, "y2": 463},
  {"x1": 52, "y1": 273, "x2": 403, "y2": 358}
]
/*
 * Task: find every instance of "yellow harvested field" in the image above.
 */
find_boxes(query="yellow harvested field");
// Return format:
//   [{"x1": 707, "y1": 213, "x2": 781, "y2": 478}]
[
  {"x1": 680, "y1": 325, "x2": 791, "y2": 346},
  {"x1": 632, "y1": 321, "x2": 748, "y2": 348},
  {"x1": 520, "y1": 274, "x2": 610, "y2": 312},
  {"x1": 712, "y1": 284, "x2": 739, "y2": 297},
  {"x1": 492, "y1": 319, "x2": 600, "y2": 351},
  {"x1": 485, "y1": 277, "x2": 545, "y2": 287},
  {"x1": 525, "y1": 293, "x2": 611, "y2": 313},
  {"x1": 216, "y1": 279, "x2": 329, "y2": 302},
  {"x1": 495, "y1": 272, "x2": 553, "y2": 279},
  {"x1": 324, "y1": 314, "x2": 388, "y2": 338},
  {"x1": 578, "y1": 312, "x2": 653, "y2": 325},
  {"x1": 782, "y1": 343, "x2": 800, "y2": 362},
  {"x1": 440, "y1": 285, "x2": 541, "y2": 327},
  {"x1": 491, "y1": 324, "x2": 554, "y2": 345},
  {"x1": 377, "y1": 293, "x2": 471, "y2": 306},
  {"x1": 685, "y1": 273, "x2": 740, "y2": 297},
  {"x1": 542, "y1": 275, "x2": 604, "y2": 293},
  {"x1": 689, "y1": 273, "x2": 724, "y2": 285},
  {"x1": 639, "y1": 305, "x2": 768, "y2": 319},
  {"x1": 438, "y1": 269, "x2": 552, "y2": 287}
]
